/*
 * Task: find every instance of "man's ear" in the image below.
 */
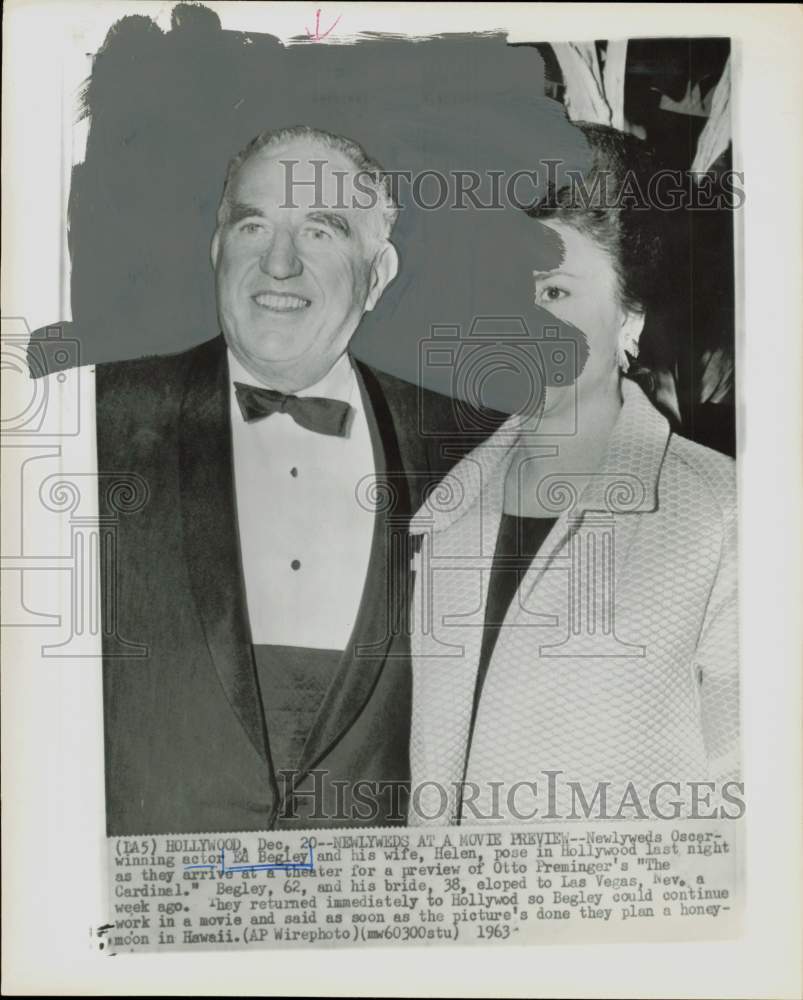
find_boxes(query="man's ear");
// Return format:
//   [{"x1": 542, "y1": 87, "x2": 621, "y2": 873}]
[
  {"x1": 210, "y1": 229, "x2": 221, "y2": 270},
  {"x1": 364, "y1": 242, "x2": 399, "y2": 312}
]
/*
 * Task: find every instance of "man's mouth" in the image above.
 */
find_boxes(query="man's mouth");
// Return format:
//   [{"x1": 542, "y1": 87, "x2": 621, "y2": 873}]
[{"x1": 251, "y1": 291, "x2": 311, "y2": 313}]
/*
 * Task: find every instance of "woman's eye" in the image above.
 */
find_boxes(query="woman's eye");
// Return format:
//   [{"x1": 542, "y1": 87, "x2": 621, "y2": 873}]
[{"x1": 537, "y1": 284, "x2": 568, "y2": 303}]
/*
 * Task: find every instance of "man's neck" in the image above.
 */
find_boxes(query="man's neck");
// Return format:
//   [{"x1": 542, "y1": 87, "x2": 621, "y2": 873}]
[
  {"x1": 227, "y1": 348, "x2": 355, "y2": 401},
  {"x1": 503, "y1": 381, "x2": 624, "y2": 517}
]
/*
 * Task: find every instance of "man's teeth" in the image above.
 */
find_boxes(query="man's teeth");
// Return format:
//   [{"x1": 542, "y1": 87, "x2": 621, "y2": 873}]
[{"x1": 253, "y1": 292, "x2": 310, "y2": 312}]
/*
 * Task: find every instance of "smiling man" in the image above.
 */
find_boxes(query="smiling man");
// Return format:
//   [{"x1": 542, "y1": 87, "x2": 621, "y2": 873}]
[
  {"x1": 212, "y1": 128, "x2": 399, "y2": 391},
  {"x1": 96, "y1": 126, "x2": 503, "y2": 836}
]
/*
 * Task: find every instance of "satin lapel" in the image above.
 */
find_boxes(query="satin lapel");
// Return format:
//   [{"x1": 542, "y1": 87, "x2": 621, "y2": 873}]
[
  {"x1": 178, "y1": 336, "x2": 270, "y2": 764},
  {"x1": 298, "y1": 362, "x2": 413, "y2": 775}
]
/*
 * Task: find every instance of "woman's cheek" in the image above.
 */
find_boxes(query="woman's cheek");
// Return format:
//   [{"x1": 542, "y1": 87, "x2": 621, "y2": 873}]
[{"x1": 536, "y1": 301, "x2": 572, "y2": 327}]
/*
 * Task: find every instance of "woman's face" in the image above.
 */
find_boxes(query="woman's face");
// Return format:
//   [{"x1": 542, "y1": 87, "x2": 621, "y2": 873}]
[{"x1": 533, "y1": 220, "x2": 644, "y2": 419}]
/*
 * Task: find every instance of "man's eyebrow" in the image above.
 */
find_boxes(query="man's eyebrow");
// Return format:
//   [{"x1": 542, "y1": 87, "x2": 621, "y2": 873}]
[
  {"x1": 532, "y1": 269, "x2": 579, "y2": 279},
  {"x1": 228, "y1": 202, "x2": 266, "y2": 224},
  {"x1": 306, "y1": 211, "x2": 351, "y2": 237}
]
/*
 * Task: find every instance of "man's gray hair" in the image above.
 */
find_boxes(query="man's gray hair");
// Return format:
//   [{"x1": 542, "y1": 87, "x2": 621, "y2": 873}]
[{"x1": 216, "y1": 125, "x2": 399, "y2": 241}]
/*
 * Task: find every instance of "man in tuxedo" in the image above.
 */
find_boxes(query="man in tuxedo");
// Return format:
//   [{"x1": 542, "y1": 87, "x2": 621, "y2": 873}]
[{"x1": 98, "y1": 125, "x2": 500, "y2": 835}]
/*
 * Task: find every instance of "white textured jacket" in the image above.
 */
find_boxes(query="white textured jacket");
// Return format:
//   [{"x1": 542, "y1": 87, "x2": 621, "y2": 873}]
[{"x1": 408, "y1": 380, "x2": 738, "y2": 824}]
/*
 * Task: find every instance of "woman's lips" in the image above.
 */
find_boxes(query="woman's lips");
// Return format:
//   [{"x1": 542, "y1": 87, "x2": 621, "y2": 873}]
[{"x1": 251, "y1": 291, "x2": 311, "y2": 312}]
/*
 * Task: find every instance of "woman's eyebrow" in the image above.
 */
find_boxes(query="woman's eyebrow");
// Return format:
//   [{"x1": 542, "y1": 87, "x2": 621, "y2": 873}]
[{"x1": 532, "y1": 269, "x2": 579, "y2": 278}]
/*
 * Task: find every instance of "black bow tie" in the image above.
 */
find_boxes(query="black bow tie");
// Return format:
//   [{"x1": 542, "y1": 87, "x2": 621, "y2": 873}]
[{"x1": 234, "y1": 382, "x2": 353, "y2": 437}]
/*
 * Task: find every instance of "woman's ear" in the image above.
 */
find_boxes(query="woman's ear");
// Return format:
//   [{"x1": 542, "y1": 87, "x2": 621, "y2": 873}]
[
  {"x1": 618, "y1": 308, "x2": 646, "y2": 369},
  {"x1": 365, "y1": 242, "x2": 400, "y2": 312}
]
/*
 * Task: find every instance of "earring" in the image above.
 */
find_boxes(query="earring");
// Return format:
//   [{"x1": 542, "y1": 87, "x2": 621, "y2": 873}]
[{"x1": 617, "y1": 332, "x2": 641, "y2": 372}]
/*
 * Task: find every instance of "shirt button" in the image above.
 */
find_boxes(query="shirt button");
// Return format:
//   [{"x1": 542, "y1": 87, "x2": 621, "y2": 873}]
[
  {"x1": 290, "y1": 467, "x2": 298, "y2": 477},
  {"x1": 291, "y1": 559, "x2": 301, "y2": 571}
]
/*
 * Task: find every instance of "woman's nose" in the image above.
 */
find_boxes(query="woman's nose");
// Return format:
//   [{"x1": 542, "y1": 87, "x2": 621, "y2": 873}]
[{"x1": 259, "y1": 230, "x2": 302, "y2": 279}]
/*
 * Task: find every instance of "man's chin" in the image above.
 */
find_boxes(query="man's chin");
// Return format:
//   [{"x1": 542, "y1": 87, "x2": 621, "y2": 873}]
[{"x1": 240, "y1": 331, "x2": 313, "y2": 367}]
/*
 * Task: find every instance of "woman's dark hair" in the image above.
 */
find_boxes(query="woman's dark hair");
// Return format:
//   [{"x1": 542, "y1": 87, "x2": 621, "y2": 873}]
[{"x1": 526, "y1": 121, "x2": 677, "y2": 391}]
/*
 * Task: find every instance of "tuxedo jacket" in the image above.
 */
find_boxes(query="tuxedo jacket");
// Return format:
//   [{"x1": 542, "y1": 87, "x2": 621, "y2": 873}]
[{"x1": 96, "y1": 334, "x2": 504, "y2": 835}]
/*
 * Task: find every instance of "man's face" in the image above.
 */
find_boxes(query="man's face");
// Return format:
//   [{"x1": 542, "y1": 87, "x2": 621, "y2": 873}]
[{"x1": 212, "y1": 138, "x2": 397, "y2": 390}]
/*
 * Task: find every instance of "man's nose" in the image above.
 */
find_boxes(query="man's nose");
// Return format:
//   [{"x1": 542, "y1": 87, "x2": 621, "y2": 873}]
[{"x1": 259, "y1": 230, "x2": 302, "y2": 279}]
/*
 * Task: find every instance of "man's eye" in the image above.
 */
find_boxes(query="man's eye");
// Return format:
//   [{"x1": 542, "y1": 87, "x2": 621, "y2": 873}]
[
  {"x1": 302, "y1": 227, "x2": 332, "y2": 241},
  {"x1": 240, "y1": 222, "x2": 264, "y2": 235}
]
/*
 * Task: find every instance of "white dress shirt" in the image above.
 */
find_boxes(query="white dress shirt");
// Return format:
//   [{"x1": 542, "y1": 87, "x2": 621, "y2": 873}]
[{"x1": 228, "y1": 350, "x2": 376, "y2": 650}]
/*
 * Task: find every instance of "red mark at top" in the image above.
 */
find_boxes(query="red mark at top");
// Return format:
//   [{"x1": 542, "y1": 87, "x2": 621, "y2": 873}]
[{"x1": 306, "y1": 8, "x2": 341, "y2": 41}]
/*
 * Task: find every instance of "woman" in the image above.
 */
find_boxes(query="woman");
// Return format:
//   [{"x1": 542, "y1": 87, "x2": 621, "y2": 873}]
[{"x1": 407, "y1": 124, "x2": 738, "y2": 825}]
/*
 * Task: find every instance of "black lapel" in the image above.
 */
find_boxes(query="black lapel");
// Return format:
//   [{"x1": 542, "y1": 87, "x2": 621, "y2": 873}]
[
  {"x1": 178, "y1": 335, "x2": 271, "y2": 766},
  {"x1": 297, "y1": 360, "x2": 417, "y2": 775}
]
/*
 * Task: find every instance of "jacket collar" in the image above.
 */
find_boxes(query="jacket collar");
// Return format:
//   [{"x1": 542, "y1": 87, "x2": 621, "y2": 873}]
[
  {"x1": 410, "y1": 378, "x2": 671, "y2": 536},
  {"x1": 179, "y1": 335, "x2": 271, "y2": 767},
  {"x1": 297, "y1": 358, "x2": 412, "y2": 776}
]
